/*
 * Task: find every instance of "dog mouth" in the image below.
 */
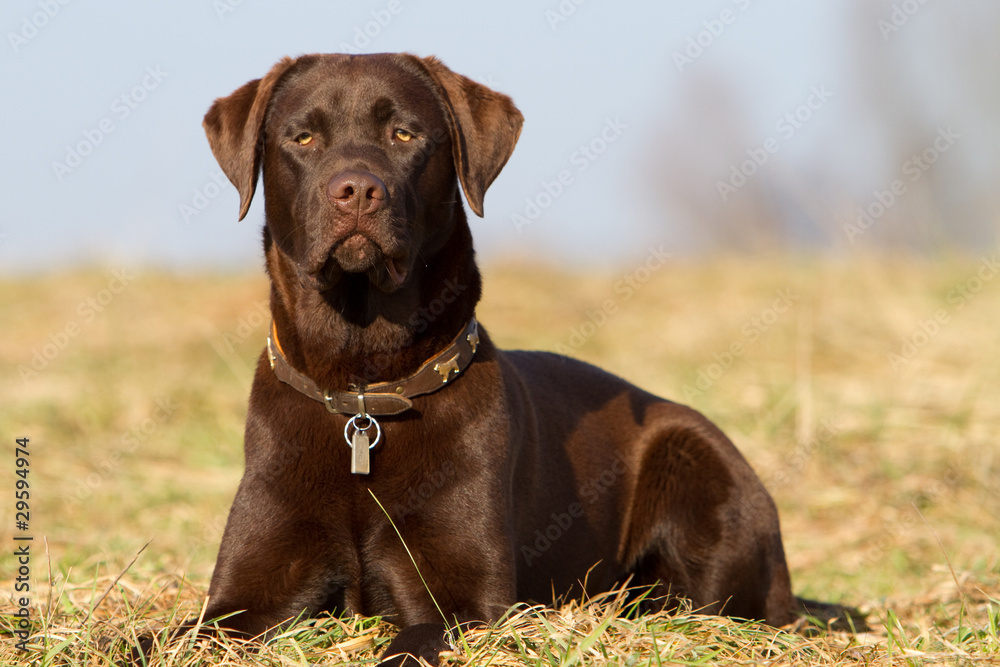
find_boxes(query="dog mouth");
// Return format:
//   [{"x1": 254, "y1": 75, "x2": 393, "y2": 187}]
[
  {"x1": 384, "y1": 255, "x2": 409, "y2": 287},
  {"x1": 310, "y1": 233, "x2": 409, "y2": 291}
]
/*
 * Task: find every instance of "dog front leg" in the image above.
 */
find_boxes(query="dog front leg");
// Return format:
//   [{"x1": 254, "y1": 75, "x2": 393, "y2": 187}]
[
  {"x1": 197, "y1": 479, "x2": 350, "y2": 640},
  {"x1": 375, "y1": 524, "x2": 516, "y2": 666}
]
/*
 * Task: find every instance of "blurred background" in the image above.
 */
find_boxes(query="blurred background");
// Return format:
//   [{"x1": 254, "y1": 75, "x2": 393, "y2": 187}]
[{"x1": 2, "y1": 0, "x2": 998, "y2": 273}]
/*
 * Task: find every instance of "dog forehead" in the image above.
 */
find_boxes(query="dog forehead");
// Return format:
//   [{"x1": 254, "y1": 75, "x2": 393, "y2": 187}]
[{"x1": 268, "y1": 53, "x2": 446, "y2": 128}]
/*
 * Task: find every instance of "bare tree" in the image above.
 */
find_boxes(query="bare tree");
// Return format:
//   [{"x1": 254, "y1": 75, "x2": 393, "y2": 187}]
[{"x1": 647, "y1": 0, "x2": 1000, "y2": 253}]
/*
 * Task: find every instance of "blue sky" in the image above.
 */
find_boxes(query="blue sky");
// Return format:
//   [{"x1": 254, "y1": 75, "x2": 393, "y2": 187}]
[{"x1": 1, "y1": 0, "x2": 988, "y2": 273}]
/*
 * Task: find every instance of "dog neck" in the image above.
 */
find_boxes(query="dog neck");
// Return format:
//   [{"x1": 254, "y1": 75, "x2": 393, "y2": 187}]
[{"x1": 262, "y1": 222, "x2": 482, "y2": 392}]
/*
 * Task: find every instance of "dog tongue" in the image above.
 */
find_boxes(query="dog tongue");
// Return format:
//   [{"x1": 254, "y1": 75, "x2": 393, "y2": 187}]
[{"x1": 385, "y1": 257, "x2": 408, "y2": 286}]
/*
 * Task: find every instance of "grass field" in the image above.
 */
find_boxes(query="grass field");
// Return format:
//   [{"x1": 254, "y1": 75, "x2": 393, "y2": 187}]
[{"x1": 1, "y1": 255, "x2": 998, "y2": 665}]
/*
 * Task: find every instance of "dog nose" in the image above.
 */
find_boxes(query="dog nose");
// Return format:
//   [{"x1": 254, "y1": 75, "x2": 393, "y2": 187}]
[{"x1": 327, "y1": 171, "x2": 388, "y2": 215}]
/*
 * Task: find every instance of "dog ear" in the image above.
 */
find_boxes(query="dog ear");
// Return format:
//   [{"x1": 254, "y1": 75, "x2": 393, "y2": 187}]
[
  {"x1": 203, "y1": 57, "x2": 296, "y2": 221},
  {"x1": 417, "y1": 56, "x2": 524, "y2": 218}
]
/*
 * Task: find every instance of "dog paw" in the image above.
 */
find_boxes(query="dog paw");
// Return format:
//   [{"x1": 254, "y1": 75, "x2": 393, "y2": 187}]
[
  {"x1": 378, "y1": 622, "x2": 449, "y2": 666},
  {"x1": 793, "y1": 597, "x2": 870, "y2": 633}
]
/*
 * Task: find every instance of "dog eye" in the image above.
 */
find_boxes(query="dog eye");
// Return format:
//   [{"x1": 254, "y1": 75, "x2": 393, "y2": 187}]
[
  {"x1": 294, "y1": 132, "x2": 313, "y2": 146},
  {"x1": 393, "y1": 128, "x2": 414, "y2": 143}
]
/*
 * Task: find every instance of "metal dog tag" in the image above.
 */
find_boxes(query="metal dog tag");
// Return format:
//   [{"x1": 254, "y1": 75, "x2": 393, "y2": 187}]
[
  {"x1": 345, "y1": 413, "x2": 381, "y2": 476},
  {"x1": 351, "y1": 430, "x2": 370, "y2": 475}
]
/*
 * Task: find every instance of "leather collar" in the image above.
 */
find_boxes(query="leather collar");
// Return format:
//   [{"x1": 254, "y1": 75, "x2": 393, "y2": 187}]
[{"x1": 267, "y1": 317, "x2": 480, "y2": 416}]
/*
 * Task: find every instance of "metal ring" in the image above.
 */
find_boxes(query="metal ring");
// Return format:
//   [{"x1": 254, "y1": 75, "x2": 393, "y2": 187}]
[{"x1": 343, "y1": 414, "x2": 380, "y2": 449}]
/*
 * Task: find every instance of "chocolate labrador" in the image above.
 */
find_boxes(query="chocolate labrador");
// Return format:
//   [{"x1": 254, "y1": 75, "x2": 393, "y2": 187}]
[{"x1": 190, "y1": 52, "x2": 803, "y2": 664}]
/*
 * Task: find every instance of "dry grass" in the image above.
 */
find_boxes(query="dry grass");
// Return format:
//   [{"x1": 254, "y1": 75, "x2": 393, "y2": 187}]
[{"x1": 1, "y1": 255, "x2": 999, "y2": 665}]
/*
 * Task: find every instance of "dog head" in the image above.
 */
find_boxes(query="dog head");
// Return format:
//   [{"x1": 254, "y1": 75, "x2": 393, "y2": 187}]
[{"x1": 203, "y1": 53, "x2": 522, "y2": 296}]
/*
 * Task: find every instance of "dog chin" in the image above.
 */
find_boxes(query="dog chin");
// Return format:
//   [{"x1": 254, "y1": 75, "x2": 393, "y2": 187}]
[{"x1": 307, "y1": 254, "x2": 409, "y2": 294}]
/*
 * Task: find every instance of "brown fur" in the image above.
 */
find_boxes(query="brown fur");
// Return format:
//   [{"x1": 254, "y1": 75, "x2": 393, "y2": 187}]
[{"x1": 187, "y1": 53, "x2": 799, "y2": 665}]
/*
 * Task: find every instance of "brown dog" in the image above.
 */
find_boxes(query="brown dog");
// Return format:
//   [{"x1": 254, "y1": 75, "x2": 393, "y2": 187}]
[{"x1": 196, "y1": 52, "x2": 800, "y2": 664}]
